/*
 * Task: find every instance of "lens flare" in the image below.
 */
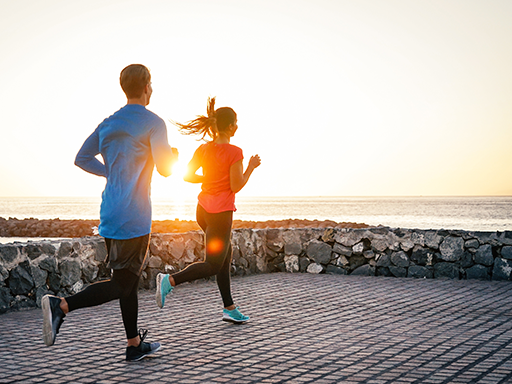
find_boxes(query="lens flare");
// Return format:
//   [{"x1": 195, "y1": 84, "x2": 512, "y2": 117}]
[{"x1": 207, "y1": 238, "x2": 224, "y2": 255}]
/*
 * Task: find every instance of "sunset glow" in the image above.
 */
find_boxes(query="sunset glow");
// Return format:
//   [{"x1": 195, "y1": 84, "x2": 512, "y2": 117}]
[{"x1": 1, "y1": 0, "x2": 511, "y2": 198}]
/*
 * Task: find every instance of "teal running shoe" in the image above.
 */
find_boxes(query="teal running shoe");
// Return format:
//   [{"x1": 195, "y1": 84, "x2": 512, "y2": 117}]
[
  {"x1": 155, "y1": 273, "x2": 173, "y2": 309},
  {"x1": 222, "y1": 307, "x2": 250, "y2": 324}
]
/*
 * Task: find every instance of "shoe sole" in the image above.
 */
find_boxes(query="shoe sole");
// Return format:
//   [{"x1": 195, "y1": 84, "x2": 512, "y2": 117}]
[
  {"x1": 155, "y1": 274, "x2": 163, "y2": 309},
  {"x1": 126, "y1": 344, "x2": 162, "y2": 362},
  {"x1": 41, "y1": 295, "x2": 55, "y2": 346},
  {"x1": 222, "y1": 316, "x2": 249, "y2": 324}
]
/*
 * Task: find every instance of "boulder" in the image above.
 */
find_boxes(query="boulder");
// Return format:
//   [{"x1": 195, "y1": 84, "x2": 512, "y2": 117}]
[
  {"x1": 492, "y1": 258, "x2": 512, "y2": 281},
  {"x1": 284, "y1": 255, "x2": 299, "y2": 273},
  {"x1": 439, "y1": 237, "x2": 464, "y2": 261},
  {"x1": 30, "y1": 264, "x2": 48, "y2": 288},
  {"x1": 59, "y1": 258, "x2": 81, "y2": 288},
  {"x1": 473, "y1": 244, "x2": 494, "y2": 266},
  {"x1": 306, "y1": 240, "x2": 332, "y2": 265},
  {"x1": 0, "y1": 245, "x2": 19, "y2": 264},
  {"x1": 299, "y1": 257, "x2": 310, "y2": 272},
  {"x1": 352, "y1": 242, "x2": 365, "y2": 255},
  {"x1": 351, "y1": 264, "x2": 375, "y2": 276},
  {"x1": 408, "y1": 265, "x2": 433, "y2": 279},
  {"x1": 411, "y1": 246, "x2": 434, "y2": 266},
  {"x1": 425, "y1": 232, "x2": 443, "y2": 249},
  {"x1": 389, "y1": 266, "x2": 407, "y2": 278},
  {"x1": 333, "y1": 243, "x2": 352, "y2": 257},
  {"x1": 465, "y1": 239, "x2": 480, "y2": 249},
  {"x1": 58, "y1": 242, "x2": 73, "y2": 258},
  {"x1": 349, "y1": 255, "x2": 366, "y2": 271},
  {"x1": 266, "y1": 229, "x2": 284, "y2": 252},
  {"x1": 460, "y1": 251, "x2": 474, "y2": 268},
  {"x1": 390, "y1": 251, "x2": 410, "y2": 268},
  {"x1": 283, "y1": 230, "x2": 302, "y2": 255},
  {"x1": 434, "y1": 263, "x2": 459, "y2": 279},
  {"x1": 502, "y1": 246, "x2": 512, "y2": 260},
  {"x1": 375, "y1": 254, "x2": 391, "y2": 267},
  {"x1": 0, "y1": 287, "x2": 13, "y2": 314},
  {"x1": 466, "y1": 264, "x2": 490, "y2": 280},
  {"x1": 8, "y1": 263, "x2": 34, "y2": 295},
  {"x1": 38, "y1": 255, "x2": 58, "y2": 274},
  {"x1": 325, "y1": 265, "x2": 347, "y2": 275},
  {"x1": 306, "y1": 263, "x2": 323, "y2": 274},
  {"x1": 82, "y1": 263, "x2": 99, "y2": 283}
]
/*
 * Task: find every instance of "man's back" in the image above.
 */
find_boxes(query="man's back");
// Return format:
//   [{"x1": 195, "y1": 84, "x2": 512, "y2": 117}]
[{"x1": 76, "y1": 104, "x2": 172, "y2": 240}]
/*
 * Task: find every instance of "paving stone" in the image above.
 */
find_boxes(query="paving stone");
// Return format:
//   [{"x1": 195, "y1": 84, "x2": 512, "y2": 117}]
[{"x1": 1, "y1": 273, "x2": 512, "y2": 383}]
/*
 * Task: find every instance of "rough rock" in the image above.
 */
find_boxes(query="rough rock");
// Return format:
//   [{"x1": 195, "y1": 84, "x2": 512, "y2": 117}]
[
  {"x1": 325, "y1": 265, "x2": 347, "y2": 275},
  {"x1": 306, "y1": 240, "x2": 332, "y2": 264},
  {"x1": 465, "y1": 239, "x2": 480, "y2": 249},
  {"x1": 333, "y1": 243, "x2": 352, "y2": 257},
  {"x1": 390, "y1": 251, "x2": 410, "y2": 268},
  {"x1": 434, "y1": 263, "x2": 459, "y2": 279},
  {"x1": 59, "y1": 258, "x2": 82, "y2": 288},
  {"x1": 411, "y1": 246, "x2": 434, "y2": 266},
  {"x1": 389, "y1": 266, "x2": 407, "y2": 278},
  {"x1": 8, "y1": 263, "x2": 34, "y2": 296},
  {"x1": 351, "y1": 264, "x2": 375, "y2": 276},
  {"x1": 502, "y1": 246, "x2": 512, "y2": 260},
  {"x1": 466, "y1": 264, "x2": 490, "y2": 280},
  {"x1": 439, "y1": 237, "x2": 464, "y2": 262},
  {"x1": 375, "y1": 253, "x2": 391, "y2": 267},
  {"x1": 473, "y1": 244, "x2": 494, "y2": 266},
  {"x1": 492, "y1": 258, "x2": 512, "y2": 281},
  {"x1": 284, "y1": 255, "x2": 299, "y2": 273},
  {"x1": 306, "y1": 263, "x2": 323, "y2": 274},
  {"x1": 408, "y1": 265, "x2": 433, "y2": 279}
]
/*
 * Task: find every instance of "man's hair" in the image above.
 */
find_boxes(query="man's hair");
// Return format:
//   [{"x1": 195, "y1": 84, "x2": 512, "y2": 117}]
[{"x1": 119, "y1": 64, "x2": 151, "y2": 98}]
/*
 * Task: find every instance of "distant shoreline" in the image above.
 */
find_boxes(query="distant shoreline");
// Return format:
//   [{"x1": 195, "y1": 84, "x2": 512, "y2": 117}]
[{"x1": 0, "y1": 217, "x2": 371, "y2": 239}]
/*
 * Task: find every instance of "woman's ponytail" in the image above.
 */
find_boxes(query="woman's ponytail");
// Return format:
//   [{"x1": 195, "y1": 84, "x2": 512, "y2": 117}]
[{"x1": 173, "y1": 96, "x2": 236, "y2": 141}]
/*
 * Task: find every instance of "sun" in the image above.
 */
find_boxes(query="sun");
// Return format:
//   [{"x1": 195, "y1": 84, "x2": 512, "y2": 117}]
[{"x1": 151, "y1": 159, "x2": 200, "y2": 200}]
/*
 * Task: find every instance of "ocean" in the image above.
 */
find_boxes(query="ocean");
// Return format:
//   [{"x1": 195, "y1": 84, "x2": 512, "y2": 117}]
[{"x1": 0, "y1": 196, "x2": 511, "y2": 232}]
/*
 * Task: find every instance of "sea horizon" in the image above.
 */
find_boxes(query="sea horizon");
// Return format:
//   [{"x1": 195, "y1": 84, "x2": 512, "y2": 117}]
[{"x1": 0, "y1": 195, "x2": 511, "y2": 233}]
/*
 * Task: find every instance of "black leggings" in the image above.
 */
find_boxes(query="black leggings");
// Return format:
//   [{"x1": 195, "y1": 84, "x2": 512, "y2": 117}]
[
  {"x1": 172, "y1": 205, "x2": 234, "y2": 307},
  {"x1": 65, "y1": 268, "x2": 140, "y2": 339}
]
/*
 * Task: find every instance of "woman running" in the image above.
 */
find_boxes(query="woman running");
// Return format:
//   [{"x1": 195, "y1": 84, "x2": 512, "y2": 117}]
[{"x1": 156, "y1": 97, "x2": 261, "y2": 323}]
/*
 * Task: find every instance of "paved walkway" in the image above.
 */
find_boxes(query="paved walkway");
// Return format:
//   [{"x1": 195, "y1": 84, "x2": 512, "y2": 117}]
[{"x1": 1, "y1": 273, "x2": 512, "y2": 384}]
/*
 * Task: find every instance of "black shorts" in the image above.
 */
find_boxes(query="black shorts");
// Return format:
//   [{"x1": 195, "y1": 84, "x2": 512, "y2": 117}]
[{"x1": 104, "y1": 234, "x2": 150, "y2": 277}]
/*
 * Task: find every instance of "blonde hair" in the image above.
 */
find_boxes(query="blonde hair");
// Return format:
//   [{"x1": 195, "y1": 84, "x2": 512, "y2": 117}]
[{"x1": 174, "y1": 97, "x2": 236, "y2": 141}]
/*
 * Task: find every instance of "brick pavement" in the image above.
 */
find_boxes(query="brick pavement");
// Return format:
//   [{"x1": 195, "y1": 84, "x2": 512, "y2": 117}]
[{"x1": 1, "y1": 273, "x2": 512, "y2": 383}]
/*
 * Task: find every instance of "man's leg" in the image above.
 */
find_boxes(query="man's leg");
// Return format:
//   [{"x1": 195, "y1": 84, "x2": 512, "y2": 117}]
[{"x1": 42, "y1": 268, "x2": 139, "y2": 346}]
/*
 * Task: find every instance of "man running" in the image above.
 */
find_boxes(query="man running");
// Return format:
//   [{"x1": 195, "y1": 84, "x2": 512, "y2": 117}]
[{"x1": 42, "y1": 64, "x2": 178, "y2": 361}]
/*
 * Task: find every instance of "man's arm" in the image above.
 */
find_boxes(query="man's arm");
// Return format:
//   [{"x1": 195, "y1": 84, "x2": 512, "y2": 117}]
[
  {"x1": 74, "y1": 130, "x2": 107, "y2": 177},
  {"x1": 151, "y1": 123, "x2": 178, "y2": 177}
]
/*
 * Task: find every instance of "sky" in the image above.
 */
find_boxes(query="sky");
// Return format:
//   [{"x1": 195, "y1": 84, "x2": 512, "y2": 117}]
[{"x1": 0, "y1": 0, "x2": 511, "y2": 198}]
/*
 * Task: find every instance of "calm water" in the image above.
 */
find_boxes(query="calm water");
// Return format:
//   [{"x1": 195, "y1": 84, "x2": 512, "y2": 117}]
[{"x1": 0, "y1": 196, "x2": 511, "y2": 232}]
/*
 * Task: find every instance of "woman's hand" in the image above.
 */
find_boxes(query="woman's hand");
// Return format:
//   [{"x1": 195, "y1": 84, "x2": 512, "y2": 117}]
[{"x1": 248, "y1": 155, "x2": 261, "y2": 170}]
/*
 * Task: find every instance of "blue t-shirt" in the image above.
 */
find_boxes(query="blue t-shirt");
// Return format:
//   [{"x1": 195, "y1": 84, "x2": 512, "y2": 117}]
[{"x1": 75, "y1": 104, "x2": 172, "y2": 240}]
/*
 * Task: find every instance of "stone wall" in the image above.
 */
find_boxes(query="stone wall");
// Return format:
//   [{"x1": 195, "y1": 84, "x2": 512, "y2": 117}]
[{"x1": 1, "y1": 227, "x2": 512, "y2": 313}]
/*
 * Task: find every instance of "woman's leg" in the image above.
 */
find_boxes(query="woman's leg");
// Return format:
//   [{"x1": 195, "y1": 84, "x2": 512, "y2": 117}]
[
  {"x1": 171, "y1": 206, "x2": 233, "y2": 288},
  {"x1": 216, "y1": 241, "x2": 234, "y2": 308}
]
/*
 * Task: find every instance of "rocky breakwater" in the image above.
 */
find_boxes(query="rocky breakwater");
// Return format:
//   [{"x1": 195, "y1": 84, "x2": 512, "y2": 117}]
[
  {"x1": 0, "y1": 217, "x2": 367, "y2": 237},
  {"x1": 1, "y1": 227, "x2": 512, "y2": 313}
]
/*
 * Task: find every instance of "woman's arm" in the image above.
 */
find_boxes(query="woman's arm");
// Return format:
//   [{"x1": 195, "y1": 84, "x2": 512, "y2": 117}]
[
  {"x1": 230, "y1": 155, "x2": 261, "y2": 193},
  {"x1": 183, "y1": 156, "x2": 204, "y2": 184}
]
